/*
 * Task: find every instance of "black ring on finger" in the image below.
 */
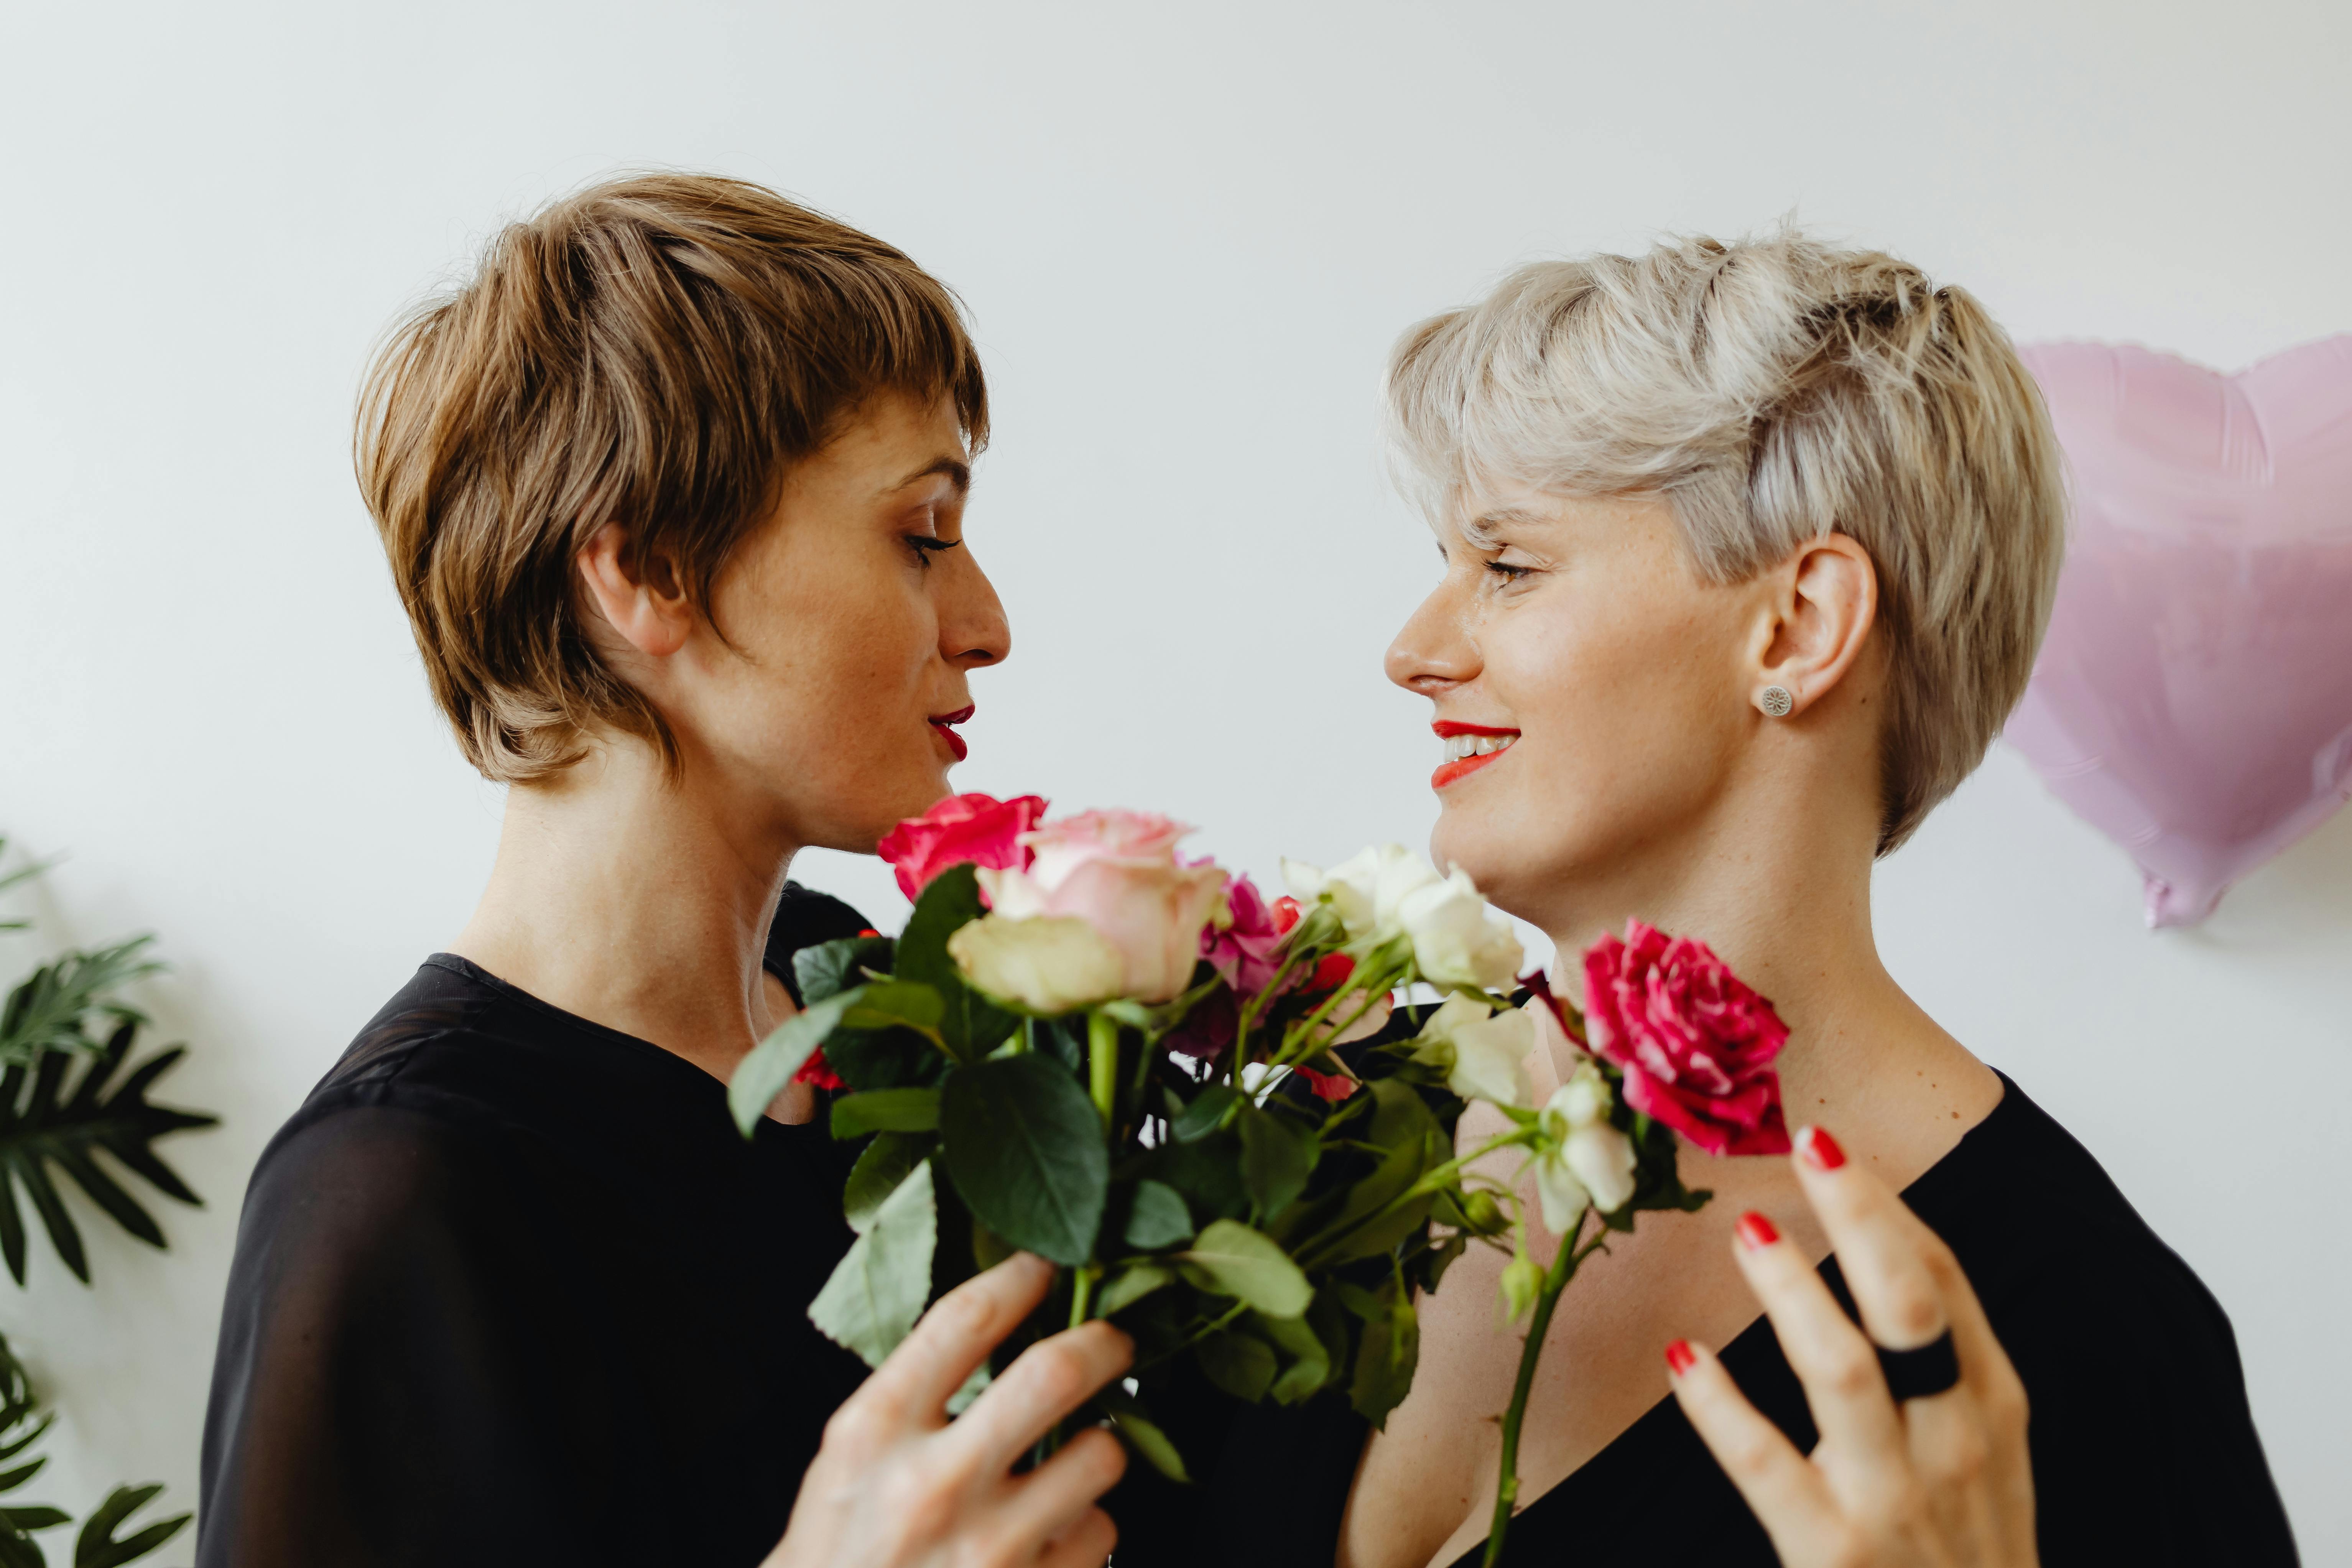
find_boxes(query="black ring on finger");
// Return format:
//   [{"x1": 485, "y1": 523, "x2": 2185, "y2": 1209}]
[{"x1": 1875, "y1": 1329, "x2": 1960, "y2": 1402}]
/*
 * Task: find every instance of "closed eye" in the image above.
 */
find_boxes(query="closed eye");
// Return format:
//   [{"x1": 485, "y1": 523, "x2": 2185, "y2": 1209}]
[{"x1": 908, "y1": 536, "x2": 963, "y2": 569}]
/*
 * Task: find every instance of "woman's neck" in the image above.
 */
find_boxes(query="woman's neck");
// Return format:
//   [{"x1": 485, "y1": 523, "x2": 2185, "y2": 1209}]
[
  {"x1": 1540, "y1": 773, "x2": 2001, "y2": 1173},
  {"x1": 447, "y1": 741, "x2": 800, "y2": 1086}
]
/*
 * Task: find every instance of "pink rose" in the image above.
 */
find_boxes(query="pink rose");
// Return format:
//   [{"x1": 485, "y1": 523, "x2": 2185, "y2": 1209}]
[
  {"x1": 1580, "y1": 921, "x2": 1790, "y2": 1157},
  {"x1": 1201, "y1": 873, "x2": 1289, "y2": 998},
  {"x1": 978, "y1": 810, "x2": 1227, "y2": 1004},
  {"x1": 877, "y1": 793, "x2": 1049, "y2": 901}
]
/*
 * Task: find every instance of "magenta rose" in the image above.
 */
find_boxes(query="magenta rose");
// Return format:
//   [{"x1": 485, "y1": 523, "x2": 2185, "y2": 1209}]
[
  {"x1": 877, "y1": 793, "x2": 1049, "y2": 901},
  {"x1": 1580, "y1": 921, "x2": 1790, "y2": 1157},
  {"x1": 979, "y1": 810, "x2": 1227, "y2": 1004},
  {"x1": 1201, "y1": 872, "x2": 1290, "y2": 998}
]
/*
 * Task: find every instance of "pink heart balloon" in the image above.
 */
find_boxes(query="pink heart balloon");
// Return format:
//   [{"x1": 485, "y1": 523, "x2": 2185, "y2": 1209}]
[{"x1": 2005, "y1": 336, "x2": 2352, "y2": 927}]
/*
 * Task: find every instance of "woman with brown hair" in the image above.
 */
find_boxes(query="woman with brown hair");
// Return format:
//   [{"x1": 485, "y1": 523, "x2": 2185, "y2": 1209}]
[{"x1": 197, "y1": 175, "x2": 1130, "y2": 1568}]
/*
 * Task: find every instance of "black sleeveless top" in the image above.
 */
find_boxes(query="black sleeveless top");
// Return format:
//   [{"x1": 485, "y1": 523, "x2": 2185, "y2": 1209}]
[
  {"x1": 196, "y1": 884, "x2": 875, "y2": 1568},
  {"x1": 1108, "y1": 1073, "x2": 2299, "y2": 1567}
]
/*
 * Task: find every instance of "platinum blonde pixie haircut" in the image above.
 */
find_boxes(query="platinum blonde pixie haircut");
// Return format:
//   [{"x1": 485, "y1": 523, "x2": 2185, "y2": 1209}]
[{"x1": 1385, "y1": 229, "x2": 2067, "y2": 853}]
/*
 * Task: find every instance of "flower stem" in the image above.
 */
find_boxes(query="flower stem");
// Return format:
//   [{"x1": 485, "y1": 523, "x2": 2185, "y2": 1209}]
[
  {"x1": 1482, "y1": 1209, "x2": 1604, "y2": 1568},
  {"x1": 1069, "y1": 1264, "x2": 1095, "y2": 1328},
  {"x1": 1294, "y1": 1125, "x2": 1537, "y2": 1271},
  {"x1": 1088, "y1": 1011, "x2": 1119, "y2": 1128}
]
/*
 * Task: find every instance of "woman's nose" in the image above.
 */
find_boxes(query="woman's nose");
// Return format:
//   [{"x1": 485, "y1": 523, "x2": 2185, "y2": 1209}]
[
  {"x1": 944, "y1": 552, "x2": 1012, "y2": 668},
  {"x1": 1386, "y1": 581, "x2": 1477, "y2": 694}
]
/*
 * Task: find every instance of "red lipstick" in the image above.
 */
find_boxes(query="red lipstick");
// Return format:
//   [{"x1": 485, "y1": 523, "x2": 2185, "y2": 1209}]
[
  {"x1": 1431, "y1": 721, "x2": 1520, "y2": 790},
  {"x1": 929, "y1": 704, "x2": 974, "y2": 763}
]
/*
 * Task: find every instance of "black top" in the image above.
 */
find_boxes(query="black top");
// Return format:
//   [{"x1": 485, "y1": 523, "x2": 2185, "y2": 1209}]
[
  {"x1": 197, "y1": 884, "x2": 875, "y2": 1568},
  {"x1": 1123, "y1": 1073, "x2": 2298, "y2": 1568}
]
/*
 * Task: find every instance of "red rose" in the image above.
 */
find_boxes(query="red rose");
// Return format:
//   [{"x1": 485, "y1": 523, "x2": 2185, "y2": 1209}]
[
  {"x1": 1580, "y1": 921, "x2": 1790, "y2": 1157},
  {"x1": 876, "y1": 793, "x2": 1049, "y2": 901},
  {"x1": 1291, "y1": 1061, "x2": 1359, "y2": 1104},
  {"x1": 792, "y1": 1046, "x2": 846, "y2": 1092}
]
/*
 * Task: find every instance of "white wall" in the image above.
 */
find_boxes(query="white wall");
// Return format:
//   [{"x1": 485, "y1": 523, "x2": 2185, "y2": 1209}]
[{"x1": 2, "y1": 0, "x2": 2346, "y2": 1555}]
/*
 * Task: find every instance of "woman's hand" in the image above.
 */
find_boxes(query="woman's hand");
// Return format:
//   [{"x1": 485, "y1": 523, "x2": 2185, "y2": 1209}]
[
  {"x1": 1666, "y1": 1127, "x2": 2038, "y2": 1568},
  {"x1": 765, "y1": 1254, "x2": 1131, "y2": 1568}
]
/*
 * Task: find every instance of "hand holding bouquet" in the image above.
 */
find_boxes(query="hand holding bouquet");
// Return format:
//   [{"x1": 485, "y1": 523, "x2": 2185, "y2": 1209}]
[{"x1": 732, "y1": 795, "x2": 1789, "y2": 1563}]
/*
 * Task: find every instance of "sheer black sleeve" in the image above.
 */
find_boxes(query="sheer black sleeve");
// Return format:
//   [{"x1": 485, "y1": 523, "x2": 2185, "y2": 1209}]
[{"x1": 198, "y1": 1100, "x2": 615, "y2": 1568}]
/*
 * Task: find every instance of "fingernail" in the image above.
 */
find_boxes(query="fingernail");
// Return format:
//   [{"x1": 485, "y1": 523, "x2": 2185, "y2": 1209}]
[
  {"x1": 1735, "y1": 1211, "x2": 1780, "y2": 1250},
  {"x1": 1798, "y1": 1125, "x2": 1846, "y2": 1171},
  {"x1": 1664, "y1": 1338, "x2": 1697, "y2": 1376}
]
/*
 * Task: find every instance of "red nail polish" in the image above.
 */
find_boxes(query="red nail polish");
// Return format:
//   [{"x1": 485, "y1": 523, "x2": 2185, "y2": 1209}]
[
  {"x1": 1664, "y1": 1339, "x2": 1697, "y2": 1376},
  {"x1": 1735, "y1": 1211, "x2": 1780, "y2": 1250},
  {"x1": 1799, "y1": 1125, "x2": 1847, "y2": 1171}
]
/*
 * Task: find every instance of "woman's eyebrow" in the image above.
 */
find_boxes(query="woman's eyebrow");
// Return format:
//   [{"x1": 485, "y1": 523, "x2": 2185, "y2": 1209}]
[{"x1": 883, "y1": 455, "x2": 972, "y2": 497}]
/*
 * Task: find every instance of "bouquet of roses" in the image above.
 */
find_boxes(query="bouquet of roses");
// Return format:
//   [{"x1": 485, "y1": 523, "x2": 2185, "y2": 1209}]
[{"x1": 731, "y1": 795, "x2": 1789, "y2": 1563}]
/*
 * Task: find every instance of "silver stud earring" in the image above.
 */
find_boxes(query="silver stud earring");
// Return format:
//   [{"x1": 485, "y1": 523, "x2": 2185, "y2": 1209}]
[{"x1": 1758, "y1": 685, "x2": 1794, "y2": 717}]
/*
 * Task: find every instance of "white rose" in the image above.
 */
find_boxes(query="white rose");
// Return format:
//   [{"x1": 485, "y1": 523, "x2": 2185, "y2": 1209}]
[
  {"x1": 1538, "y1": 1064, "x2": 1638, "y2": 1218},
  {"x1": 1552, "y1": 1060, "x2": 1613, "y2": 1130},
  {"x1": 1413, "y1": 992, "x2": 1534, "y2": 1107},
  {"x1": 946, "y1": 914, "x2": 1124, "y2": 1014},
  {"x1": 1395, "y1": 868, "x2": 1523, "y2": 992},
  {"x1": 1283, "y1": 844, "x2": 1440, "y2": 941},
  {"x1": 1534, "y1": 1149, "x2": 1589, "y2": 1234},
  {"x1": 1564, "y1": 1122, "x2": 1638, "y2": 1215}
]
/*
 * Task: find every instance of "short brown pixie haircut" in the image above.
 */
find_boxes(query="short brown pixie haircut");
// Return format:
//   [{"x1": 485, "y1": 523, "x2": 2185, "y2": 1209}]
[{"x1": 357, "y1": 173, "x2": 988, "y2": 782}]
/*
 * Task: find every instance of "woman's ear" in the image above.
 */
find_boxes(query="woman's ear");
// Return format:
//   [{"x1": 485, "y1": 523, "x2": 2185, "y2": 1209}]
[
  {"x1": 577, "y1": 524, "x2": 695, "y2": 658},
  {"x1": 1752, "y1": 532, "x2": 1878, "y2": 715}
]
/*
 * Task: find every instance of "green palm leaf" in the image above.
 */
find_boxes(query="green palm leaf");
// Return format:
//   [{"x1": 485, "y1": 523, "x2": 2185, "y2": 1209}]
[
  {"x1": 0, "y1": 941, "x2": 162, "y2": 1068},
  {"x1": 0, "y1": 1023, "x2": 214, "y2": 1286}
]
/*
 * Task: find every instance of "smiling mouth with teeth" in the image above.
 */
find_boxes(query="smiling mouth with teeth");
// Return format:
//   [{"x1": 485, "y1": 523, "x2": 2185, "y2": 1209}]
[{"x1": 1431, "y1": 721, "x2": 1520, "y2": 789}]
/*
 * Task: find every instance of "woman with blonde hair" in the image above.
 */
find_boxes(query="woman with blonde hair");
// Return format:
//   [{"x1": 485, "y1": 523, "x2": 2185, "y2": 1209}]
[{"x1": 1137, "y1": 233, "x2": 2294, "y2": 1567}]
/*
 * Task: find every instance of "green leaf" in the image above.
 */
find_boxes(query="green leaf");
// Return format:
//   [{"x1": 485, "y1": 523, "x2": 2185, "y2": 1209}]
[
  {"x1": 1170, "y1": 1084, "x2": 1242, "y2": 1143},
  {"x1": 1347, "y1": 1280, "x2": 1421, "y2": 1430},
  {"x1": 729, "y1": 989, "x2": 860, "y2": 1135},
  {"x1": 73, "y1": 1483, "x2": 189, "y2": 1568},
  {"x1": 1121, "y1": 1180, "x2": 1194, "y2": 1250},
  {"x1": 889, "y1": 867, "x2": 1021, "y2": 1060},
  {"x1": 1138, "y1": 1135, "x2": 1251, "y2": 1224},
  {"x1": 808, "y1": 1161, "x2": 939, "y2": 1367},
  {"x1": 843, "y1": 980, "x2": 944, "y2": 1036},
  {"x1": 830, "y1": 1088, "x2": 942, "y2": 1137},
  {"x1": 1099, "y1": 1390, "x2": 1191, "y2": 1482},
  {"x1": 1615, "y1": 1110, "x2": 1712, "y2": 1229},
  {"x1": 1094, "y1": 1262, "x2": 1174, "y2": 1317},
  {"x1": 1255, "y1": 1310, "x2": 1332, "y2": 1405},
  {"x1": 794, "y1": 936, "x2": 897, "y2": 1006},
  {"x1": 1176, "y1": 1219, "x2": 1312, "y2": 1318},
  {"x1": 1238, "y1": 1107, "x2": 1316, "y2": 1222},
  {"x1": 0, "y1": 1507, "x2": 64, "y2": 1530},
  {"x1": 0, "y1": 940, "x2": 163, "y2": 1069},
  {"x1": 0, "y1": 1462, "x2": 41, "y2": 1494},
  {"x1": 0, "y1": 1017, "x2": 213, "y2": 1285},
  {"x1": 822, "y1": 1026, "x2": 942, "y2": 1092},
  {"x1": 895, "y1": 864, "x2": 985, "y2": 990},
  {"x1": 845, "y1": 1132, "x2": 936, "y2": 1233},
  {"x1": 938, "y1": 1055, "x2": 1108, "y2": 1267},
  {"x1": 1196, "y1": 1328, "x2": 1277, "y2": 1402}
]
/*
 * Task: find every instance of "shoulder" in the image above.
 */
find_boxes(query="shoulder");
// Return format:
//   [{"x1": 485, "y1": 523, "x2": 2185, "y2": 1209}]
[
  {"x1": 1906, "y1": 1074, "x2": 2214, "y2": 1318},
  {"x1": 1906, "y1": 1076, "x2": 2297, "y2": 1561},
  {"x1": 252, "y1": 956, "x2": 679, "y2": 1206}
]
